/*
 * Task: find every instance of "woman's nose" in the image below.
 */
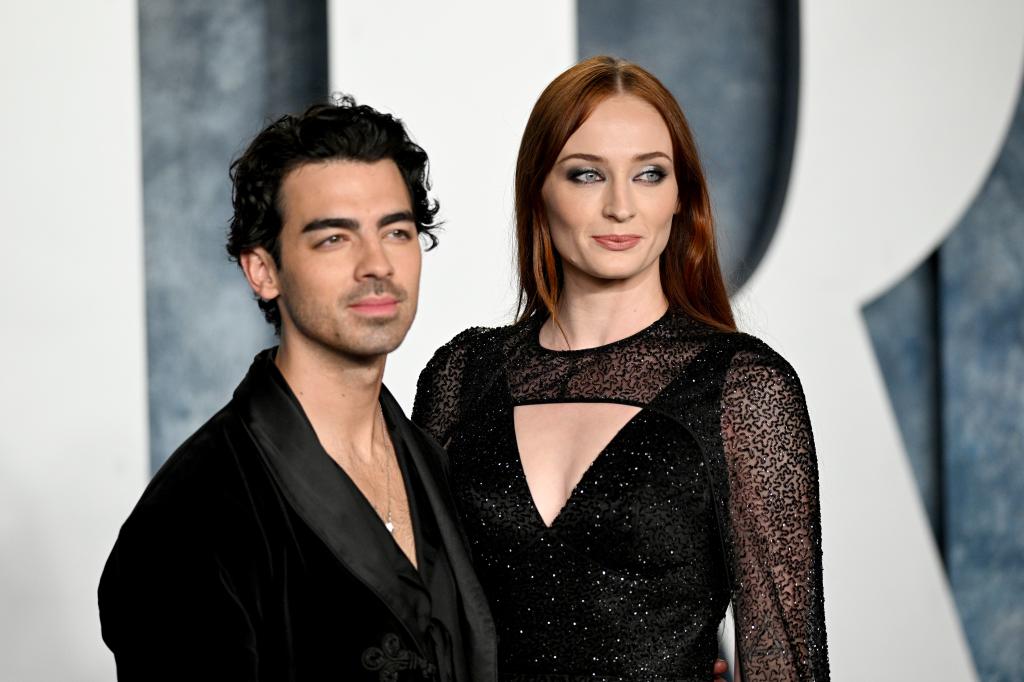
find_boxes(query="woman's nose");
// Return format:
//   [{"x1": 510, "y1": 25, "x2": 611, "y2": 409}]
[{"x1": 602, "y1": 181, "x2": 637, "y2": 222}]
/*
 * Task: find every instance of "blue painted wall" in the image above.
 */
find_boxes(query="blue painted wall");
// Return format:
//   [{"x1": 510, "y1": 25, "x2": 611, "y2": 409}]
[
  {"x1": 863, "y1": 260, "x2": 943, "y2": 539},
  {"x1": 939, "y1": 83, "x2": 1024, "y2": 680},
  {"x1": 866, "y1": 82, "x2": 1024, "y2": 681},
  {"x1": 139, "y1": 0, "x2": 326, "y2": 469}
]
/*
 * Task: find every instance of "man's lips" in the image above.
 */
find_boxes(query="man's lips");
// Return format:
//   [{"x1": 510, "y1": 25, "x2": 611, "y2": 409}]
[
  {"x1": 592, "y1": 234, "x2": 642, "y2": 251},
  {"x1": 348, "y1": 297, "x2": 399, "y2": 315}
]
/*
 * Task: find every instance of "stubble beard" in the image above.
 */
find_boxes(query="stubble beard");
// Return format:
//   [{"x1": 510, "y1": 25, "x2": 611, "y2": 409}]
[{"x1": 277, "y1": 280, "x2": 417, "y2": 361}]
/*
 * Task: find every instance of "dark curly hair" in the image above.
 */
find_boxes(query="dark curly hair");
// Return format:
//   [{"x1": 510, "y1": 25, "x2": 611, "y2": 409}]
[{"x1": 226, "y1": 95, "x2": 440, "y2": 332}]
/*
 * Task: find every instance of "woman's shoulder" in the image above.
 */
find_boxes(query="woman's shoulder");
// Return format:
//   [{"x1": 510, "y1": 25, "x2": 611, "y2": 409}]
[
  {"x1": 435, "y1": 322, "x2": 519, "y2": 353},
  {"x1": 414, "y1": 322, "x2": 524, "y2": 431},
  {"x1": 429, "y1": 321, "x2": 523, "y2": 360},
  {"x1": 661, "y1": 309, "x2": 798, "y2": 375},
  {"x1": 709, "y1": 329, "x2": 806, "y2": 403},
  {"x1": 728, "y1": 330, "x2": 797, "y2": 370},
  {"x1": 420, "y1": 321, "x2": 526, "y2": 382}
]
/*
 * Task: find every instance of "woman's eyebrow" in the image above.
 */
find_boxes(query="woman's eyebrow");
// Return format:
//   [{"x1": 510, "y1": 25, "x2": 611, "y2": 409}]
[
  {"x1": 556, "y1": 151, "x2": 671, "y2": 164},
  {"x1": 634, "y1": 151, "x2": 671, "y2": 162},
  {"x1": 557, "y1": 152, "x2": 604, "y2": 164}
]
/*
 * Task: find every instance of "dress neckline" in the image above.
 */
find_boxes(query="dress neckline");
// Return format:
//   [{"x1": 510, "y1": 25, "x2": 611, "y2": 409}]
[{"x1": 531, "y1": 307, "x2": 672, "y2": 356}]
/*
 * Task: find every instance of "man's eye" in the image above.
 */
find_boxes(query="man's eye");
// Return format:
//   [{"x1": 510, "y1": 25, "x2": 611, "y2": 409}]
[
  {"x1": 386, "y1": 228, "x2": 414, "y2": 240},
  {"x1": 568, "y1": 168, "x2": 603, "y2": 184},
  {"x1": 318, "y1": 234, "x2": 347, "y2": 247}
]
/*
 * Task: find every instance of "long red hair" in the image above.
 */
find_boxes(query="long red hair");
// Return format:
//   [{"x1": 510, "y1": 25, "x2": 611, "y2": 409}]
[{"x1": 514, "y1": 55, "x2": 736, "y2": 332}]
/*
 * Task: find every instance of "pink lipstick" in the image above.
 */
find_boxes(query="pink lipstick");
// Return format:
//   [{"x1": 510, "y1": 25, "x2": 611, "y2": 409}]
[{"x1": 592, "y1": 234, "x2": 642, "y2": 251}]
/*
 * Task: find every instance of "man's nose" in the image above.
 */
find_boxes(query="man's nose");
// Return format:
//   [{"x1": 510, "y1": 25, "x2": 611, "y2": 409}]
[{"x1": 355, "y1": 237, "x2": 394, "y2": 279}]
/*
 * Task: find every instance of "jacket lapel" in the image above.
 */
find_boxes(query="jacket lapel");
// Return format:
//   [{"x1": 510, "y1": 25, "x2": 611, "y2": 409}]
[
  {"x1": 232, "y1": 350, "x2": 430, "y2": 650},
  {"x1": 380, "y1": 387, "x2": 498, "y2": 682}
]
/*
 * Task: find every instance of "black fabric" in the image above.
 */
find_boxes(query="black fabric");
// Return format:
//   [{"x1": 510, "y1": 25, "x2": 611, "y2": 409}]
[
  {"x1": 98, "y1": 349, "x2": 496, "y2": 681},
  {"x1": 390, "y1": 412, "x2": 469, "y2": 682},
  {"x1": 413, "y1": 309, "x2": 829, "y2": 682}
]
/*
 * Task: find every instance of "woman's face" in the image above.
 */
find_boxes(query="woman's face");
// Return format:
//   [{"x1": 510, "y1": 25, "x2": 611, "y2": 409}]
[{"x1": 541, "y1": 94, "x2": 678, "y2": 287}]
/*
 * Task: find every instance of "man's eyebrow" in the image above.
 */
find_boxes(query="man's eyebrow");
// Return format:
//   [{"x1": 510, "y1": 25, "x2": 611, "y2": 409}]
[
  {"x1": 379, "y1": 211, "x2": 415, "y2": 228},
  {"x1": 301, "y1": 217, "x2": 358, "y2": 233},
  {"x1": 300, "y1": 211, "x2": 415, "y2": 233},
  {"x1": 556, "y1": 151, "x2": 673, "y2": 164}
]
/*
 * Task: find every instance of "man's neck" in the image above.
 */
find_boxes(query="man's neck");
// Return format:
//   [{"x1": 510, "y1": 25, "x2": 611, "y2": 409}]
[{"x1": 274, "y1": 334, "x2": 385, "y2": 465}]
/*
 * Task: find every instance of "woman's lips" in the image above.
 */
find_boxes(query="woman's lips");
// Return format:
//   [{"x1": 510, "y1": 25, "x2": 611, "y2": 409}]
[{"x1": 592, "y1": 234, "x2": 642, "y2": 251}]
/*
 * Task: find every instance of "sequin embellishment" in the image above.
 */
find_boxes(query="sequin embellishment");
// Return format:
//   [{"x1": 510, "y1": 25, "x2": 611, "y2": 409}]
[{"x1": 413, "y1": 310, "x2": 830, "y2": 681}]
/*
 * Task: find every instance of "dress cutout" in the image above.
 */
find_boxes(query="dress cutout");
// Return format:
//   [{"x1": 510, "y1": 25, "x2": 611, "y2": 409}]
[{"x1": 514, "y1": 402, "x2": 643, "y2": 527}]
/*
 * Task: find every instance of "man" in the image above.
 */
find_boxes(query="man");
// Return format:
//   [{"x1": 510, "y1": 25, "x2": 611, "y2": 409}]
[{"x1": 98, "y1": 97, "x2": 495, "y2": 681}]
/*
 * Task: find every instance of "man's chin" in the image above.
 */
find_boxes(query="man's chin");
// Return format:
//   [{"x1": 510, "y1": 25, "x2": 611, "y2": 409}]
[{"x1": 337, "y1": 322, "x2": 413, "y2": 358}]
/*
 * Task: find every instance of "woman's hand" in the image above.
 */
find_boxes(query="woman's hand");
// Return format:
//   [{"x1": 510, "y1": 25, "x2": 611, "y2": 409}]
[{"x1": 713, "y1": 657, "x2": 729, "y2": 681}]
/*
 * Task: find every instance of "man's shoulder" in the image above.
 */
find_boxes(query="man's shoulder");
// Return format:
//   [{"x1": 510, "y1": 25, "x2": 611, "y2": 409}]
[
  {"x1": 126, "y1": 402, "x2": 259, "y2": 531},
  {"x1": 98, "y1": 401, "x2": 275, "y2": 632},
  {"x1": 151, "y1": 405, "x2": 243, "y2": 489}
]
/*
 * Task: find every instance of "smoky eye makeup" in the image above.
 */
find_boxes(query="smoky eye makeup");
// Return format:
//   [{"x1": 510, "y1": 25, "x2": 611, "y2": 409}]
[
  {"x1": 635, "y1": 165, "x2": 669, "y2": 183},
  {"x1": 566, "y1": 167, "x2": 604, "y2": 184}
]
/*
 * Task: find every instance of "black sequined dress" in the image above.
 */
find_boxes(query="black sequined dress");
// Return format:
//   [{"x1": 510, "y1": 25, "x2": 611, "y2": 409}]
[{"x1": 413, "y1": 309, "x2": 829, "y2": 682}]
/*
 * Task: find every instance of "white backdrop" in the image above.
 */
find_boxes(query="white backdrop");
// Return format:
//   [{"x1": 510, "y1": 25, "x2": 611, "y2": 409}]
[
  {"x1": 0, "y1": 1, "x2": 148, "y2": 680},
  {"x1": 328, "y1": 1, "x2": 578, "y2": 410},
  {"x1": 331, "y1": 1, "x2": 1024, "y2": 680}
]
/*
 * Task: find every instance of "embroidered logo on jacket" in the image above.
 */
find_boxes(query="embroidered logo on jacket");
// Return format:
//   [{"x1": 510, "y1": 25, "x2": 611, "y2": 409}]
[{"x1": 361, "y1": 632, "x2": 437, "y2": 681}]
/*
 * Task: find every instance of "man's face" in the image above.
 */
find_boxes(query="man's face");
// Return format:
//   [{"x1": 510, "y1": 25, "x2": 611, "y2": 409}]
[{"x1": 267, "y1": 159, "x2": 422, "y2": 360}]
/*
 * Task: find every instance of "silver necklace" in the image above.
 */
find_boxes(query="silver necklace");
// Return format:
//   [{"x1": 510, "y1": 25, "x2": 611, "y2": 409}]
[{"x1": 376, "y1": 406, "x2": 395, "y2": 533}]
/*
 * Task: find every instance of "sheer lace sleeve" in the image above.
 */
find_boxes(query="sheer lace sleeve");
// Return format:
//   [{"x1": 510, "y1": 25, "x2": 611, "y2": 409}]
[
  {"x1": 413, "y1": 329, "x2": 476, "y2": 448},
  {"x1": 720, "y1": 345, "x2": 829, "y2": 681}
]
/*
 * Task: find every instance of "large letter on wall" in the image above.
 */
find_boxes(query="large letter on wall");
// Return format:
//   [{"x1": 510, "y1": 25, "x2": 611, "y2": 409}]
[{"x1": 736, "y1": 2, "x2": 1024, "y2": 680}]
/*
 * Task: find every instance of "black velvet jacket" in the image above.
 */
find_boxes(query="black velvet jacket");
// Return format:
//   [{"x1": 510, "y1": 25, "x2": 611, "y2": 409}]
[{"x1": 98, "y1": 350, "x2": 497, "y2": 681}]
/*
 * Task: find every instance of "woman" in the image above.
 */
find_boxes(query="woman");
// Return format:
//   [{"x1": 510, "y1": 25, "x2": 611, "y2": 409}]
[{"x1": 413, "y1": 56, "x2": 829, "y2": 681}]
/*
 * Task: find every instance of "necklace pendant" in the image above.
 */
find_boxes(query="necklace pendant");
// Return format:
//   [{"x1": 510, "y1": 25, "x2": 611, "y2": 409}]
[{"x1": 385, "y1": 519, "x2": 395, "y2": 533}]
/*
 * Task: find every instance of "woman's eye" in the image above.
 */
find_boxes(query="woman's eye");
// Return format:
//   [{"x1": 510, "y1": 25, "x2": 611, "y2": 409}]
[
  {"x1": 568, "y1": 168, "x2": 603, "y2": 184},
  {"x1": 636, "y1": 167, "x2": 667, "y2": 184}
]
